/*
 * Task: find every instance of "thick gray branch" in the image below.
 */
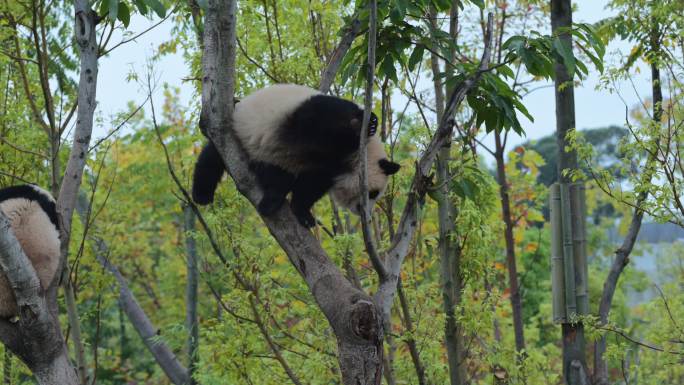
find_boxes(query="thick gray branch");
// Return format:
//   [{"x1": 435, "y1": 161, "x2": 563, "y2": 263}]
[
  {"x1": 58, "y1": 0, "x2": 99, "y2": 247},
  {"x1": 319, "y1": 15, "x2": 361, "y2": 94},
  {"x1": 0, "y1": 213, "x2": 77, "y2": 384},
  {"x1": 75, "y1": 196, "x2": 190, "y2": 385}
]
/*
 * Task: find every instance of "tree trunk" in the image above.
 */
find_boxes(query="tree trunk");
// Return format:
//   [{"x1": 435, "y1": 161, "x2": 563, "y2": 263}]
[
  {"x1": 493, "y1": 132, "x2": 526, "y2": 353},
  {"x1": 594, "y1": 20, "x2": 663, "y2": 385},
  {"x1": 200, "y1": 2, "x2": 385, "y2": 383},
  {"x1": 31, "y1": 350, "x2": 80, "y2": 385},
  {"x1": 183, "y1": 206, "x2": 199, "y2": 385},
  {"x1": 551, "y1": 1, "x2": 588, "y2": 383},
  {"x1": 428, "y1": 5, "x2": 468, "y2": 383}
]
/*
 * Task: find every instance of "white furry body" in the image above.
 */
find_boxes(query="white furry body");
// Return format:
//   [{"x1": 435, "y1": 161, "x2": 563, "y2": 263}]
[
  {"x1": 0, "y1": 187, "x2": 60, "y2": 317},
  {"x1": 330, "y1": 135, "x2": 391, "y2": 213},
  {"x1": 233, "y1": 84, "x2": 321, "y2": 173}
]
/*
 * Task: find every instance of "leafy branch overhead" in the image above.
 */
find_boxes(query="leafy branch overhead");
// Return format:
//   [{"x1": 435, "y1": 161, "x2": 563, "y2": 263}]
[{"x1": 96, "y1": 0, "x2": 167, "y2": 27}]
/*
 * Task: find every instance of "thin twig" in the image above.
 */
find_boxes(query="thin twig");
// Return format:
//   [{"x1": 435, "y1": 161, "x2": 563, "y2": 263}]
[
  {"x1": 598, "y1": 326, "x2": 684, "y2": 355},
  {"x1": 248, "y1": 296, "x2": 304, "y2": 385},
  {"x1": 358, "y1": 0, "x2": 387, "y2": 280}
]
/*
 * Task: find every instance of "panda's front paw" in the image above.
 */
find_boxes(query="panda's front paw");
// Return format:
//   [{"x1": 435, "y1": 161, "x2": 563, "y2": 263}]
[{"x1": 293, "y1": 209, "x2": 316, "y2": 228}]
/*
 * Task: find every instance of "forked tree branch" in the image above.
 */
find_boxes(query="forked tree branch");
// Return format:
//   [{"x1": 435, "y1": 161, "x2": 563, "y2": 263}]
[
  {"x1": 319, "y1": 15, "x2": 361, "y2": 94},
  {"x1": 200, "y1": 1, "x2": 383, "y2": 383},
  {"x1": 374, "y1": 14, "x2": 494, "y2": 317}
]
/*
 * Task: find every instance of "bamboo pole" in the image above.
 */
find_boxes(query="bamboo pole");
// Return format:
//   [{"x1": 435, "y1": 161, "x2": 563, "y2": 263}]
[
  {"x1": 559, "y1": 183, "x2": 577, "y2": 318},
  {"x1": 570, "y1": 184, "x2": 588, "y2": 315},
  {"x1": 549, "y1": 183, "x2": 566, "y2": 322}
]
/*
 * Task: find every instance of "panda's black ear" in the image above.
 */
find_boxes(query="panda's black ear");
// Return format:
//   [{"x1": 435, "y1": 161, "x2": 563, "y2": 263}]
[{"x1": 379, "y1": 159, "x2": 400, "y2": 175}]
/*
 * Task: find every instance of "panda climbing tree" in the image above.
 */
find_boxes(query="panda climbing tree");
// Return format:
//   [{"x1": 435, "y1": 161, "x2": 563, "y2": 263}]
[{"x1": 192, "y1": 83, "x2": 400, "y2": 228}]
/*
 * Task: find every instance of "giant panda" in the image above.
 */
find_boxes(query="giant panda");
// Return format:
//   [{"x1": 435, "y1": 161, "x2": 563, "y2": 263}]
[
  {"x1": 192, "y1": 84, "x2": 400, "y2": 227},
  {"x1": 0, "y1": 184, "x2": 60, "y2": 317}
]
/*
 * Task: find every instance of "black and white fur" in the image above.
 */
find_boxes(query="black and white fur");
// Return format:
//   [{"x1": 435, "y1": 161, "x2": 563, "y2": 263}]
[
  {"x1": 192, "y1": 84, "x2": 400, "y2": 227},
  {"x1": 0, "y1": 184, "x2": 60, "y2": 317}
]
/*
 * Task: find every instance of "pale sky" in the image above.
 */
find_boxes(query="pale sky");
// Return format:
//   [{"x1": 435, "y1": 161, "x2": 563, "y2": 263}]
[{"x1": 94, "y1": 1, "x2": 650, "y2": 152}]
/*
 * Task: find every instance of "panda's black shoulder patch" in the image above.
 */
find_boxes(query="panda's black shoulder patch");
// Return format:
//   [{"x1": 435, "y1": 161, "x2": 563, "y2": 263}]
[
  {"x1": 279, "y1": 94, "x2": 366, "y2": 164},
  {"x1": 284, "y1": 95, "x2": 363, "y2": 134},
  {"x1": 0, "y1": 185, "x2": 59, "y2": 230}
]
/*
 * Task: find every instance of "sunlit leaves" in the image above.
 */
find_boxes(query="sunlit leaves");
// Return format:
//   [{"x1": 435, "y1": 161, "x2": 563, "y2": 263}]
[
  {"x1": 467, "y1": 71, "x2": 532, "y2": 135},
  {"x1": 502, "y1": 23, "x2": 605, "y2": 80},
  {"x1": 96, "y1": 0, "x2": 166, "y2": 27}
]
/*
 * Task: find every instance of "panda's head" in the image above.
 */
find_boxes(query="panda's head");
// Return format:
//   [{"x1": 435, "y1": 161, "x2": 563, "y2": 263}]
[{"x1": 330, "y1": 135, "x2": 400, "y2": 215}]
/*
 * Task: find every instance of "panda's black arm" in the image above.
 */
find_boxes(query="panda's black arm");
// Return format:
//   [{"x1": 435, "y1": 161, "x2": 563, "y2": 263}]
[
  {"x1": 192, "y1": 142, "x2": 226, "y2": 205},
  {"x1": 290, "y1": 170, "x2": 337, "y2": 228}
]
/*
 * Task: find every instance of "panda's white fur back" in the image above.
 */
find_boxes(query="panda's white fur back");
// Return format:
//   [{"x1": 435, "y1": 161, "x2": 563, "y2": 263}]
[
  {"x1": 233, "y1": 84, "x2": 321, "y2": 172},
  {"x1": 0, "y1": 190, "x2": 60, "y2": 317},
  {"x1": 330, "y1": 135, "x2": 391, "y2": 213}
]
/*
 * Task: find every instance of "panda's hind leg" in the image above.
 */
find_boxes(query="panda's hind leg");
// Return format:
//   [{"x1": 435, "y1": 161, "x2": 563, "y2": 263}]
[
  {"x1": 290, "y1": 170, "x2": 335, "y2": 228},
  {"x1": 250, "y1": 161, "x2": 296, "y2": 216}
]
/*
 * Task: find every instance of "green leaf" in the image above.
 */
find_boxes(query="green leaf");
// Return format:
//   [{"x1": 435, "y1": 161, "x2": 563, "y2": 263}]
[
  {"x1": 575, "y1": 59, "x2": 588, "y2": 77},
  {"x1": 108, "y1": 0, "x2": 119, "y2": 22},
  {"x1": 395, "y1": 0, "x2": 408, "y2": 18},
  {"x1": 433, "y1": 0, "x2": 451, "y2": 11},
  {"x1": 468, "y1": 0, "x2": 485, "y2": 10},
  {"x1": 118, "y1": 2, "x2": 130, "y2": 27},
  {"x1": 99, "y1": 0, "x2": 110, "y2": 18},
  {"x1": 134, "y1": 0, "x2": 148, "y2": 15},
  {"x1": 381, "y1": 56, "x2": 398, "y2": 83},
  {"x1": 146, "y1": 0, "x2": 166, "y2": 18},
  {"x1": 502, "y1": 35, "x2": 526, "y2": 51},
  {"x1": 408, "y1": 46, "x2": 424, "y2": 71},
  {"x1": 497, "y1": 64, "x2": 515, "y2": 79},
  {"x1": 552, "y1": 37, "x2": 575, "y2": 77},
  {"x1": 577, "y1": 44, "x2": 604, "y2": 73}
]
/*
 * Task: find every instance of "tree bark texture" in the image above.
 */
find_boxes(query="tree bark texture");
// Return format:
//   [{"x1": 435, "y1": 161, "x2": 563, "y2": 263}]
[
  {"x1": 318, "y1": 16, "x2": 361, "y2": 94},
  {"x1": 551, "y1": 0, "x2": 588, "y2": 383},
  {"x1": 429, "y1": 5, "x2": 467, "y2": 383},
  {"x1": 55, "y1": 6, "x2": 100, "y2": 379},
  {"x1": 0, "y1": 213, "x2": 78, "y2": 385},
  {"x1": 58, "y1": 0, "x2": 99, "y2": 250}
]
